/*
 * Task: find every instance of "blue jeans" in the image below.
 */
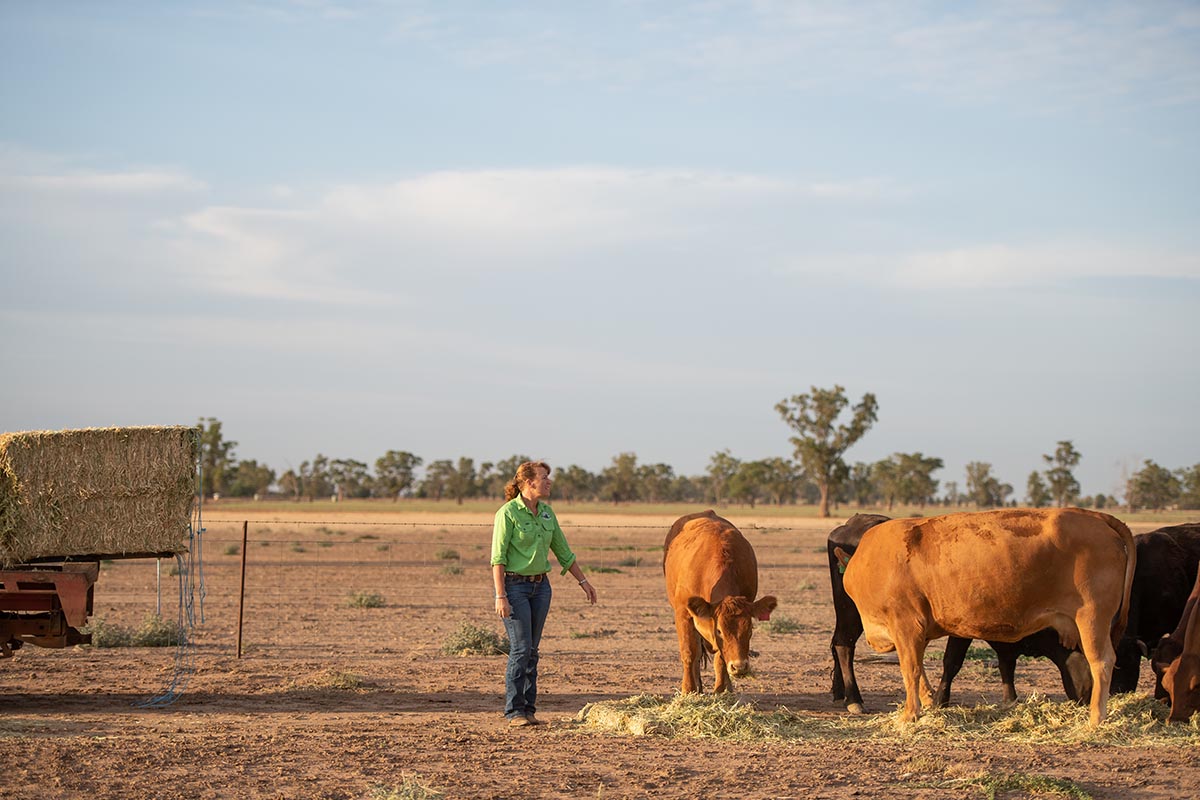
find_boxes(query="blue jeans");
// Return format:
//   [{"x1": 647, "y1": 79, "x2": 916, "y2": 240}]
[{"x1": 502, "y1": 576, "x2": 552, "y2": 719}]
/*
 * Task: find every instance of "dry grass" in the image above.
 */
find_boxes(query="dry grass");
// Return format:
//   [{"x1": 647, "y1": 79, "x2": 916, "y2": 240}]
[
  {"x1": 440, "y1": 620, "x2": 509, "y2": 656},
  {"x1": 576, "y1": 692, "x2": 1200, "y2": 747},
  {"x1": 285, "y1": 669, "x2": 367, "y2": 691},
  {"x1": 0, "y1": 426, "x2": 196, "y2": 566},
  {"x1": 368, "y1": 775, "x2": 445, "y2": 800}
]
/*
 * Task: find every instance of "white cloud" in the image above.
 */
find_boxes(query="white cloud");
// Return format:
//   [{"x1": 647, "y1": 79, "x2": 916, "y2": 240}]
[
  {"x1": 893, "y1": 242, "x2": 1200, "y2": 290},
  {"x1": 5, "y1": 170, "x2": 206, "y2": 194}
]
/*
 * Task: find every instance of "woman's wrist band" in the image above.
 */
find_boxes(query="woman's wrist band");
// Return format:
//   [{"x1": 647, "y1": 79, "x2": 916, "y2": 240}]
[{"x1": 579, "y1": 578, "x2": 589, "y2": 585}]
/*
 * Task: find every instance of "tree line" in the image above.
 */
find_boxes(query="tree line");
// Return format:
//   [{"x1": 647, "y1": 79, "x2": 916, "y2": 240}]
[{"x1": 196, "y1": 386, "x2": 1199, "y2": 515}]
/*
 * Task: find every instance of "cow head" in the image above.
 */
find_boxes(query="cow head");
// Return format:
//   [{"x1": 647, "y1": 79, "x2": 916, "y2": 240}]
[
  {"x1": 1151, "y1": 635, "x2": 1185, "y2": 702},
  {"x1": 1164, "y1": 603, "x2": 1200, "y2": 723},
  {"x1": 686, "y1": 594, "x2": 778, "y2": 678},
  {"x1": 1111, "y1": 637, "x2": 1145, "y2": 694}
]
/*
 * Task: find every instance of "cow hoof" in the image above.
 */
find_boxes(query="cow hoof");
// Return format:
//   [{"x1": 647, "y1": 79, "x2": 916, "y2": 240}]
[{"x1": 846, "y1": 702, "x2": 864, "y2": 715}]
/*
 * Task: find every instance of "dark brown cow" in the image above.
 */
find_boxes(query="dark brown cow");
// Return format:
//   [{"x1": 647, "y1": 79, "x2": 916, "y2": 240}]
[
  {"x1": 841, "y1": 508, "x2": 1134, "y2": 726},
  {"x1": 1113, "y1": 523, "x2": 1200, "y2": 696},
  {"x1": 663, "y1": 510, "x2": 777, "y2": 694},
  {"x1": 1157, "y1": 563, "x2": 1200, "y2": 722}
]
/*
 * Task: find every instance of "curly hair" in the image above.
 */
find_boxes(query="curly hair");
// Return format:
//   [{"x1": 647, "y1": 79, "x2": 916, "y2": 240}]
[{"x1": 504, "y1": 461, "x2": 551, "y2": 502}]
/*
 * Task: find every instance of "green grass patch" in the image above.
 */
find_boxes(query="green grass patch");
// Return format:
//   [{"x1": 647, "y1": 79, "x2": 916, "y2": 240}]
[
  {"x1": 585, "y1": 565, "x2": 622, "y2": 574},
  {"x1": 760, "y1": 615, "x2": 804, "y2": 635},
  {"x1": 435, "y1": 548, "x2": 460, "y2": 560},
  {"x1": 222, "y1": 544, "x2": 240, "y2": 556},
  {"x1": 440, "y1": 564, "x2": 463, "y2": 576},
  {"x1": 569, "y1": 629, "x2": 617, "y2": 639}
]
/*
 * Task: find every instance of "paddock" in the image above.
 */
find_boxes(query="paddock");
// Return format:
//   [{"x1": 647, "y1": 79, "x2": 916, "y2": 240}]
[{"x1": 1, "y1": 507, "x2": 1194, "y2": 799}]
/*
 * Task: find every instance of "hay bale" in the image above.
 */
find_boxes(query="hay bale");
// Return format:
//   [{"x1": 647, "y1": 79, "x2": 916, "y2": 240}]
[{"x1": 0, "y1": 426, "x2": 197, "y2": 566}]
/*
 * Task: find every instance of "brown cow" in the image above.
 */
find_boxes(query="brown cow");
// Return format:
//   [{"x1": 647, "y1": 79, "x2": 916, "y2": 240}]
[
  {"x1": 840, "y1": 507, "x2": 1134, "y2": 726},
  {"x1": 663, "y1": 510, "x2": 777, "y2": 694},
  {"x1": 1158, "y1": 564, "x2": 1200, "y2": 722}
]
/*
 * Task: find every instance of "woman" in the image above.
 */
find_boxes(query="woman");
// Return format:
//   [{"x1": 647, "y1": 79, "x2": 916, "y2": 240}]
[{"x1": 491, "y1": 460, "x2": 598, "y2": 727}]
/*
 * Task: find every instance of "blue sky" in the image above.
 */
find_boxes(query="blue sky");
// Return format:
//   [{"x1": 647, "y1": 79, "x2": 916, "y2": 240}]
[{"x1": 2, "y1": 1, "x2": 1197, "y2": 499}]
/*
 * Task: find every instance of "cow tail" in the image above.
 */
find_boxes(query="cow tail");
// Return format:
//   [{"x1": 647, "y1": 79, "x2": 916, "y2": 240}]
[{"x1": 1103, "y1": 512, "x2": 1137, "y2": 651}]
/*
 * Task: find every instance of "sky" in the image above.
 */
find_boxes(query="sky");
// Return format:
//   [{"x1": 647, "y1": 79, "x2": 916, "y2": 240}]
[{"x1": 2, "y1": 1, "x2": 1198, "y2": 499}]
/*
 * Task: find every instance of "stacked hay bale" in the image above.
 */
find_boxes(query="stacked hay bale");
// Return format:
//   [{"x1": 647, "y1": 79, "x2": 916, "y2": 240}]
[{"x1": 0, "y1": 426, "x2": 198, "y2": 566}]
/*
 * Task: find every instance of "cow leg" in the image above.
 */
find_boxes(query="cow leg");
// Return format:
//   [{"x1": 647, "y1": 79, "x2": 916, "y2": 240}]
[
  {"x1": 1043, "y1": 643, "x2": 1092, "y2": 705},
  {"x1": 934, "y1": 636, "x2": 971, "y2": 707},
  {"x1": 674, "y1": 609, "x2": 703, "y2": 694},
  {"x1": 713, "y1": 650, "x2": 732, "y2": 693},
  {"x1": 1076, "y1": 613, "x2": 1116, "y2": 727},
  {"x1": 990, "y1": 642, "x2": 1020, "y2": 705},
  {"x1": 833, "y1": 640, "x2": 866, "y2": 713},
  {"x1": 830, "y1": 637, "x2": 846, "y2": 700},
  {"x1": 894, "y1": 631, "x2": 929, "y2": 722}
]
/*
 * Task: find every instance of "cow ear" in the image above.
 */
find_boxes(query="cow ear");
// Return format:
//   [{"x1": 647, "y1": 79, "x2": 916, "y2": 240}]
[
  {"x1": 752, "y1": 595, "x2": 778, "y2": 621},
  {"x1": 687, "y1": 596, "x2": 714, "y2": 619}
]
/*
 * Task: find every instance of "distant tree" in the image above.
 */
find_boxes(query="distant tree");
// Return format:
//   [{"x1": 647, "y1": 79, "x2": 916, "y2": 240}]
[
  {"x1": 226, "y1": 459, "x2": 276, "y2": 498},
  {"x1": 1176, "y1": 464, "x2": 1200, "y2": 510},
  {"x1": 552, "y1": 464, "x2": 598, "y2": 503},
  {"x1": 299, "y1": 455, "x2": 333, "y2": 501},
  {"x1": 942, "y1": 481, "x2": 960, "y2": 507},
  {"x1": 1025, "y1": 471, "x2": 1051, "y2": 508},
  {"x1": 965, "y1": 462, "x2": 1010, "y2": 508},
  {"x1": 420, "y1": 459, "x2": 455, "y2": 501},
  {"x1": 761, "y1": 457, "x2": 802, "y2": 506},
  {"x1": 637, "y1": 463, "x2": 676, "y2": 503},
  {"x1": 846, "y1": 462, "x2": 875, "y2": 507},
  {"x1": 776, "y1": 385, "x2": 878, "y2": 517},
  {"x1": 374, "y1": 450, "x2": 423, "y2": 500},
  {"x1": 728, "y1": 460, "x2": 769, "y2": 508},
  {"x1": 674, "y1": 474, "x2": 708, "y2": 504},
  {"x1": 196, "y1": 417, "x2": 237, "y2": 498},
  {"x1": 1043, "y1": 440, "x2": 1082, "y2": 507},
  {"x1": 491, "y1": 454, "x2": 533, "y2": 494},
  {"x1": 896, "y1": 452, "x2": 943, "y2": 507},
  {"x1": 600, "y1": 452, "x2": 639, "y2": 504},
  {"x1": 706, "y1": 449, "x2": 741, "y2": 506},
  {"x1": 872, "y1": 459, "x2": 900, "y2": 510},
  {"x1": 277, "y1": 469, "x2": 301, "y2": 500},
  {"x1": 1126, "y1": 460, "x2": 1180, "y2": 511},
  {"x1": 1093, "y1": 493, "x2": 1111, "y2": 510},
  {"x1": 329, "y1": 458, "x2": 371, "y2": 500},
  {"x1": 446, "y1": 457, "x2": 477, "y2": 505}
]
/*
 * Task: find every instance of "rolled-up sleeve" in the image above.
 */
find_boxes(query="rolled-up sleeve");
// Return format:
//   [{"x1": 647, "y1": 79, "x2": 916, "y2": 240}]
[
  {"x1": 548, "y1": 517, "x2": 577, "y2": 575},
  {"x1": 490, "y1": 508, "x2": 512, "y2": 567}
]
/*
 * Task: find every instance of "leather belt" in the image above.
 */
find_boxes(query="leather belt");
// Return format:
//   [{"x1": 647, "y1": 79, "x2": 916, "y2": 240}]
[{"x1": 504, "y1": 572, "x2": 546, "y2": 583}]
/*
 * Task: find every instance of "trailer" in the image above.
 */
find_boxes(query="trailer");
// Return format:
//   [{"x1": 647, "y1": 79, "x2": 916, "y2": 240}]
[{"x1": 0, "y1": 550, "x2": 182, "y2": 658}]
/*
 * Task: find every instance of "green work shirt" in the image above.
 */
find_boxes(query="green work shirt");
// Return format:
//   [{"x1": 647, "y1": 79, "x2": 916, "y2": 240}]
[{"x1": 490, "y1": 497, "x2": 577, "y2": 576}]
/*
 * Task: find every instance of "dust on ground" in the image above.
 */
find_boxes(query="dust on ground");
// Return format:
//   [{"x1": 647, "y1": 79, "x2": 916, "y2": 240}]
[{"x1": 1, "y1": 508, "x2": 1194, "y2": 799}]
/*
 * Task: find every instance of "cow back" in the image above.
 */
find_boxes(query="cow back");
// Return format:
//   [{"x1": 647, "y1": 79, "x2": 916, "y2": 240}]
[
  {"x1": 845, "y1": 507, "x2": 1134, "y2": 645},
  {"x1": 664, "y1": 511, "x2": 758, "y2": 607}
]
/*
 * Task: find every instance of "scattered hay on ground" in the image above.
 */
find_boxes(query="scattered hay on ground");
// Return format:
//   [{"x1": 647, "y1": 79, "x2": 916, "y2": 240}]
[
  {"x1": 83, "y1": 613, "x2": 184, "y2": 648},
  {"x1": 575, "y1": 692, "x2": 1200, "y2": 747},
  {"x1": 368, "y1": 774, "x2": 445, "y2": 800},
  {"x1": 285, "y1": 669, "x2": 368, "y2": 692}
]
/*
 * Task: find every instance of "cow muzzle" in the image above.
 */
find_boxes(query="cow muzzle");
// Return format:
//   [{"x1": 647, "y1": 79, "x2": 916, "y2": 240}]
[{"x1": 728, "y1": 659, "x2": 752, "y2": 678}]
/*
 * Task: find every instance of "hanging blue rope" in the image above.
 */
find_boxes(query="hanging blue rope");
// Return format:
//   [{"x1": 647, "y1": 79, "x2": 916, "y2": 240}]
[{"x1": 135, "y1": 430, "x2": 205, "y2": 708}]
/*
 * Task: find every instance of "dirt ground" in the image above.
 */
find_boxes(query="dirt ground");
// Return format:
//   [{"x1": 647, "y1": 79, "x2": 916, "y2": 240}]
[{"x1": 2, "y1": 508, "x2": 1196, "y2": 799}]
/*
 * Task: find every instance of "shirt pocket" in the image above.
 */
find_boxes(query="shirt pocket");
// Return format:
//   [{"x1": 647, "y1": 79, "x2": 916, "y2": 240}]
[{"x1": 514, "y1": 520, "x2": 543, "y2": 547}]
